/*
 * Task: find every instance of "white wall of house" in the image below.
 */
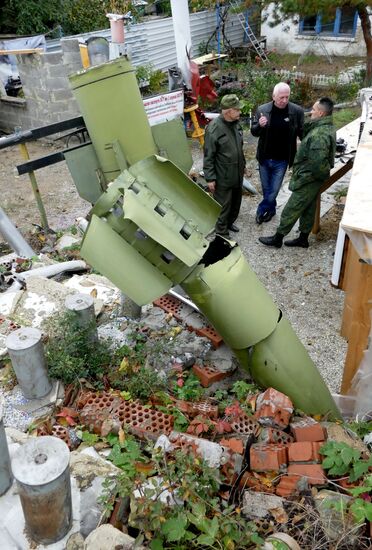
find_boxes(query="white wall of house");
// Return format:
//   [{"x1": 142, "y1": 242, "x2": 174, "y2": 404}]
[{"x1": 261, "y1": 3, "x2": 368, "y2": 57}]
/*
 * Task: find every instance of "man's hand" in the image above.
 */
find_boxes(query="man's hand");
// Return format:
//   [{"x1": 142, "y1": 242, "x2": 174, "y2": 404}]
[
  {"x1": 258, "y1": 113, "x2": 268, "y2": 127},
  {"x1": 208, "y1": 181, "x2": 216, "y2": 193}
]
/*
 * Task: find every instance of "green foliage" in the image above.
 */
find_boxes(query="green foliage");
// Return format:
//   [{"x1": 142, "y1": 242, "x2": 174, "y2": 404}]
[
  {"x1": 103, "y1": 445, "x2": 263, "y2": 548},
  {"x1": 231, "y1": 380, "x2": 257, "y2": 402},
  {"x1": 136, "y1": 64, "x2": 167, "y2": 95},
  {"x1": 332, "y1": 106, "x2": 361, "y2": 130},
  {"x1": 118, "y1": 366, "x2": 167, "y2": 401},
  {"x1": 172, "y1": 372, "x2": 204, "y2": 402},
  {"x1": 45, "y1": 311, "x2": 115, "y2": 386},
  {"x1": 320, "y1": 441, "x2": 372, "y2": 482},
  {"x1": 346, "y1": 419, "x2": 372, "y2": 439},
  {"x1": 348, "y1": 475, "x2": 372, "y2": 523},
  {"x1": 0, "y1": 0, "x2": 65, "y2": 35}
]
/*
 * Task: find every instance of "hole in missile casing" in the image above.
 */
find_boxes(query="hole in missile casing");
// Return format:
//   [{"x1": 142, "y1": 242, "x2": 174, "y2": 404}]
[
  {"x1": 34, "y1": 453, "x2": 48, "y2": 465},
  {"x1": 180, "y1": 224, "x2": 191, "y2": 240},
  {"x1": 278, "y1": 310, "x2": 283, "y2": 323},
  {"x1": 154, "y1": 202, "x2": 167, "y2": 216},
  {"x1": 200, "y1": 235, "x2": 234, "y2": 268},
  {"x1": 135, "y1": 229, "x2": 148, "y2": 240},
  {"x1": 161, "y1": 251, "x2": 175, "y2": 264},
  {"x1": 129, "y1": 182, "x2": 141, "y2": 194}
]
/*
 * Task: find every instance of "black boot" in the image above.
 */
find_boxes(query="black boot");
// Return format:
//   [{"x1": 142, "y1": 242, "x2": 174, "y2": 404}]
[
  {"x1": 259, "y1": 233, "x2": 283, "y2": 248},
  {"x1": 284, "y1": 232, "x2": 309, "y2": 248}
]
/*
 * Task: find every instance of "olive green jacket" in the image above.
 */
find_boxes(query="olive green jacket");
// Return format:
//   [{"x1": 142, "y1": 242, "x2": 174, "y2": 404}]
[
  {"x1": 203, "y1": 115, "x2": 246, "y2": 188},
  {"x1": 289, "y1": 115, "x2": 336, "y2": 192}
]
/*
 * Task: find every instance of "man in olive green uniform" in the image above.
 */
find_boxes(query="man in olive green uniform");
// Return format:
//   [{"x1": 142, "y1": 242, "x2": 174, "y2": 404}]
[
  {"x1": 259, "y1": 97, "x2": 336, "y2": 249},
  {"x1": 203, "y1": 94, "x2": 246, "y2": 237}
]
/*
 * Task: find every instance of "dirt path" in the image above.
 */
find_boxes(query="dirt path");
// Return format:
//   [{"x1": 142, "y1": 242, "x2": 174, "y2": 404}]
[{"x1": 0, "y1": 140, "x2": 90, "y2": 244}]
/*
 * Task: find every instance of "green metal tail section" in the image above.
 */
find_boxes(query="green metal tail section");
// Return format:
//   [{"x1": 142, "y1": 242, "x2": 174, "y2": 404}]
[{"x1": 248, "y1": 316, "x2": 341, "y2": 418}]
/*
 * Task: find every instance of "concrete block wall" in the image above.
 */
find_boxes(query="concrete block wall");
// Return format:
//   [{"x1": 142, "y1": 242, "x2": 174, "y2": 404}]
[{"x1": 0, "y1": 38, "x2": 82, "y2": 133}]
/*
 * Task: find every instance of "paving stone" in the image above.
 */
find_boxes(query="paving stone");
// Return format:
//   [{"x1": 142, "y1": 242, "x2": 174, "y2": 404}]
[{"x1": 314, "y1": 489, "x2": 360, "y2": 542}]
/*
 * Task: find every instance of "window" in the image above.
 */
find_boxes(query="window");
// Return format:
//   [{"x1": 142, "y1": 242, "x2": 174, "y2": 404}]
[{"x1": 299, "y1": 8, "x2": 358, "y2": 37}]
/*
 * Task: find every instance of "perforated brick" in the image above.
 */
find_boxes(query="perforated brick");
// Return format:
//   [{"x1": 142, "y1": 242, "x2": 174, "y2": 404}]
[
  {"x1": 195, "y1": 325, "x2": 223, "y2": 348},
  {"x1": 112, "y1": 400, "x2": 173, "y2": 439},
  {"x1": 255, "y1": 388, "x2": 293, "y2": 430},
  {"x1": 259, "y1": 428, "x2": 294, "y2": 445},
  {"x1": 192, "y1": 364, "x2": 229, "y2": 387},
  {"x1": 230, "y1": 413, "x2": 260, "y2": 436},
  {"x1": 189, "y1": 400, "x2": 219, "y2": 420},
  {"x1": 153, "y1": 294, "x2": 184, "y2": 320}
]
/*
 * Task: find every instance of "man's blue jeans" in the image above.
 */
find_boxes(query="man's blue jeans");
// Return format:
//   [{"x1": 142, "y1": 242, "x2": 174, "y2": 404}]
[{"x1": 257, "y1": 159, "x2": 288, "y2": 217}]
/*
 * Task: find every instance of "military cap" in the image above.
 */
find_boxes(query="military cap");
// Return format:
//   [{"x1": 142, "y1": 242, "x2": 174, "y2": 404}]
[{"x1": 220, "y1": 94, "x2": 244, "y2": 110}]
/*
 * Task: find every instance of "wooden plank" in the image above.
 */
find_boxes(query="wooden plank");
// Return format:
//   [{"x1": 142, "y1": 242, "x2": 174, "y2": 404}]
[{"x1": 0, "y1": 48, "x2": 43, "y2": 55}]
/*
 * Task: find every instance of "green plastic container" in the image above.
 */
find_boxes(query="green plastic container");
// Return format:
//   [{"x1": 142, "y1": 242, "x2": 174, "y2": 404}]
[{"x1": 69, "y1": 57, "x2": 157, "y2": 182}]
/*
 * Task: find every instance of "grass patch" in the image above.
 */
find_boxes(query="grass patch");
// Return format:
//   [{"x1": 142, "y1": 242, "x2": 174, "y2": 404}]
[{"x1": 333, "y1": 106, "x2": 361, "y2": 130}]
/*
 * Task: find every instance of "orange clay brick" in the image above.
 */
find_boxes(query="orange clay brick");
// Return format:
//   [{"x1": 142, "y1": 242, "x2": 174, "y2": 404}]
[
  {"x1": 290, "y1": 417, "x2": 325, "y2": 442},
  {"x1": 255, "y1": 388, "x2": 293, "y2": 429},
  {"x1": 250, "y1": 443, "x2": 288, "y2": 472},
  {"x1": 287, "y1": 463, "x2": 327, "y2": 485},
  {"x1": 192, "y1": 364, "x2": 229, "y2": 387},
  {"x1": 275, "y1": 475, "x2": 302, "y2": 497},
  {"x1": 287, "y1": 441, "x2": 323, "y2": 463},
  {"x1": 220, "y1": 438, "x2": 245, "y2": 455}
]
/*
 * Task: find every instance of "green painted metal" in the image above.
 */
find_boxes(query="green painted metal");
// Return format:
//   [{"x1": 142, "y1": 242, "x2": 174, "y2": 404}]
[
  {"x1": 181, "y1": 245, "x2": 279, "y2": 349},
  {"x1": 69, "y1": 58, "x2": 157, "y2": 181},
  {"x1": 82, "y1": 214, "x2": 172, "y2": 305},
  {"x1": 151, "y1": 118, "x2": 193, "y2": 175},
  {"x1": 64, "y1": 144, "x2": 105, "y2": 204},
  {"x1": 249, "y1": 316, "x2": 341, "y2": 418}
]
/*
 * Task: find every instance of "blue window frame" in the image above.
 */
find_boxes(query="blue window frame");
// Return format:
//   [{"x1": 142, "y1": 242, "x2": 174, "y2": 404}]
[{"x1": 299, "y1": 7, "x2": 358, "y2": 37}]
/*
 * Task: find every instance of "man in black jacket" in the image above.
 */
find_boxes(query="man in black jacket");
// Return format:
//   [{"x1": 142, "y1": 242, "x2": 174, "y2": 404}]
[
  {"x1": 251, "y1": 82, "x2": 304, "y2": 224},
  {"x1": 203, "y1": 94, "x2": 246, "y2": 237}
]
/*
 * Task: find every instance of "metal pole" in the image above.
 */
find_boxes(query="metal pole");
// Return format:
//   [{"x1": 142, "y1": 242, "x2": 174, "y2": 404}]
[
  {"x1": 12, "y1": 436, "x2": 72, "y2": 544},
  {"x1": 65, "y1": 293, "x2": 98, "y2": 343},
  {"x1": 0, "y1": 206, "x2": 35, "y2": 258},
  {"x1": 18, "y1": 142, "x2": 49, "y2": 231},
  {"x1": 6, "y1": 327, "x2": 52, "y2": 399},
  {"x1": 0, "y1": 404, "x2": 12, "y2": 495}
]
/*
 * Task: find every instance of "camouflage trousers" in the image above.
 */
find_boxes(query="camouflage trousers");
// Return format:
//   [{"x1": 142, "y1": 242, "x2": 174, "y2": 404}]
[{"x1": 277, "y1": 181, "x2": 322, "y2": 236}]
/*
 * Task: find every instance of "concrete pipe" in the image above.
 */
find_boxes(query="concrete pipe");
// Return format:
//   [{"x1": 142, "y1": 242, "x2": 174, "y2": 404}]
[
  {"x1": 65, "y1": 293, "x2": 98, "y2": 343},
  {"x1": 12, "y1": 436, "x2": 72, "y2": 544},
  {"x1": 6, "y1": 327, "x2": 52, "y2": 399}
]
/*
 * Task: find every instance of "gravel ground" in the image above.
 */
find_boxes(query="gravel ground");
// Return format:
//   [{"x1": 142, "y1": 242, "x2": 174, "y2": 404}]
[{"x1": 191, "y1": 136, "x2": 348, "y2": 394}]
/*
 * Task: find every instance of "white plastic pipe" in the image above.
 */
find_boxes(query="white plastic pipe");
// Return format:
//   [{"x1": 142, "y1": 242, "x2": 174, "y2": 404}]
[{"x1": 170, "y1": 0, "x2": 192, "y2": 88}]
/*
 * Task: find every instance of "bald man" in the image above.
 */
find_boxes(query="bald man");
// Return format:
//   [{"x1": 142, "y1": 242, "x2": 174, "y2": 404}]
[{"x1": 251, "y1": 82, "x2": 304, "y2": 224}]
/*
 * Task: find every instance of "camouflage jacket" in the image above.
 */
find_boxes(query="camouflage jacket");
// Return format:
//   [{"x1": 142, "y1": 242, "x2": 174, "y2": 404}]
[
  {"x1": 289, "y1": 115, "x2": 336, "y2": 192},
  {"x1": 203, "y1": 115, "x2": 246, "y2": 188}
]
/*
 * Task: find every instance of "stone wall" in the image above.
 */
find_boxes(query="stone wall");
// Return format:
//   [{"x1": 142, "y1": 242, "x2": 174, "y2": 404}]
[{"x1": 0, "y1": 38, "x2": 82, "y2": 133}]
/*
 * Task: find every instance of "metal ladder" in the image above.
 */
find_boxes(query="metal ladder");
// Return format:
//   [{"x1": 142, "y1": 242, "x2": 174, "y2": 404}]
[{"x1": 229, "y1": 0, "x2": 269, "y2": 63}]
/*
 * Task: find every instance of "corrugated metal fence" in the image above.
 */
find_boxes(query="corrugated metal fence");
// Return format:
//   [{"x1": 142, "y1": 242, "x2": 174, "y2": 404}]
[{"x1": 50, "y1": 10, "x2": 244, "y2": 70}]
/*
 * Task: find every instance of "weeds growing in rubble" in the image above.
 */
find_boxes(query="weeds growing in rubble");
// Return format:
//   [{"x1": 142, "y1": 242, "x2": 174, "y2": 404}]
[{"x1": 101, "y1": 437, "x2": 264, "y2": 549}]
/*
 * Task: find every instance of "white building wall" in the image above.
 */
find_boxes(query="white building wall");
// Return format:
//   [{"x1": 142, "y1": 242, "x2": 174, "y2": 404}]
[{"x1": 261, "y1": 3, "x2": 367, "y2": 57}]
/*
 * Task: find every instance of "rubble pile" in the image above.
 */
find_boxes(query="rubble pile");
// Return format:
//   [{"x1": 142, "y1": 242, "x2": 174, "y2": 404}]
[{"x1": 1, "y1": 249, "x2": 372, "y2": 549}]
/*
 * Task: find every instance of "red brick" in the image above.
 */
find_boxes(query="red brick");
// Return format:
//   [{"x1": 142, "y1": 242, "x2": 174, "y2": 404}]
[
  {"x1": 230, "y1": 413, "x2": 260, "y2": 437},
  {"x1": 192, "y1": 364, "x2": 229, "y2": 387},
  {"x1": 220, "y1": 438, "x2": 244, "y2": 454},
  {"x1": 238, "y1": 471, "x2": 276, "y2": 493},
  {"x1": 290, "y1": 417, "x2": 325, "y2": 442},
  {"x1": 275, "y1": 475, "x2": 301, "y2": 497},
  {"x1": 259, "y1": 427, "x2": 294, "y2": 445},
  {"x1": 255, "y1": 388, "x2": 293, "y2": 429},
  {"x1": 287, "y1": 464, "x2": 327, "y2": 485},
  {"x1": 287, "y1": 441, "x2": 323, "y2": 463},
  {"x1": 189, "y1": 400, "x2": 219, "y2": 420},
  {"x1": 250, "y1": 443, "x2": 288, "y2": 472},
  {"x1": 153, "y1": 294, "x2": 183, "y2": 320},
  {"x1": 195, "y1": 325, "x2": 223, "y2": 348}
]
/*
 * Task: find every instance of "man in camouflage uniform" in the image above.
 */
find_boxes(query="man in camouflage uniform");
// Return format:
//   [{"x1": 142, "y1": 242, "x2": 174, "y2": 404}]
[
  {"x1": 259, "y1": 97, "x2": 336, "y2": 249},
  {"x1": 203, "y1": 94, "x2": 246, "y2": 237}
]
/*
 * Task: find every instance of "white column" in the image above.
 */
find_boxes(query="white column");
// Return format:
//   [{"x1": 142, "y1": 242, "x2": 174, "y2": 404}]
[{"x1": 170, "y1": 0, "x2": 192, "y2": 87}]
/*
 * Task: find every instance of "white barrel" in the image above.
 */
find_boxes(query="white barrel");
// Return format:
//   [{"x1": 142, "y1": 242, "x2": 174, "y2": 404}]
[
  {"x1": 12, "y1": 436, "x2": 72, "y2": 544},
  {"x1": 6, "y1": 328, "x2": 52, "y2": 399}
]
